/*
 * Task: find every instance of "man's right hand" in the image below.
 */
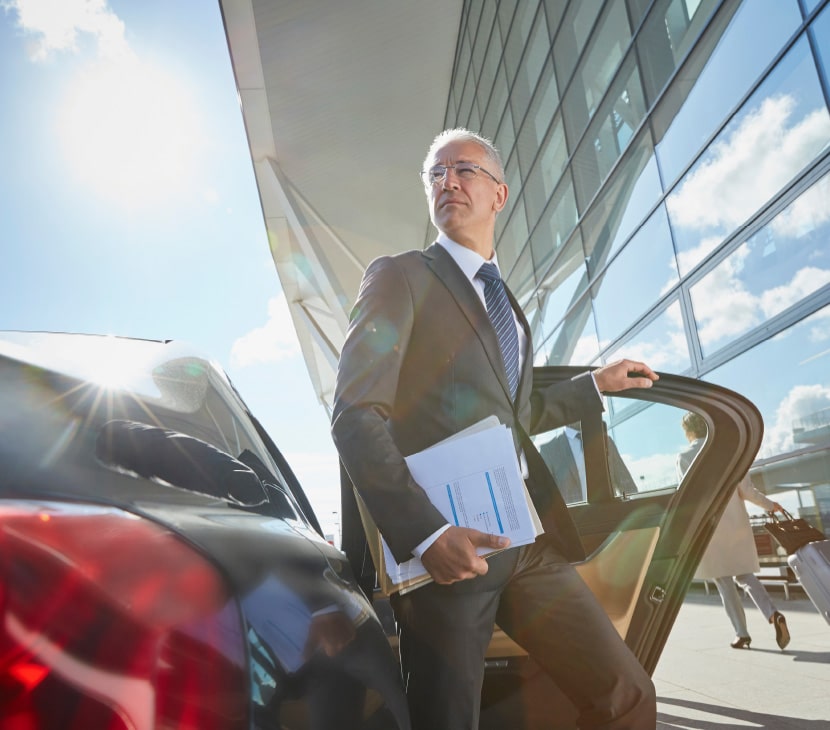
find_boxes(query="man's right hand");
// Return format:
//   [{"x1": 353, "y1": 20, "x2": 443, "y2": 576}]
[{"x1": 420, "y1": 526, "x2": 510, "y2": 585}]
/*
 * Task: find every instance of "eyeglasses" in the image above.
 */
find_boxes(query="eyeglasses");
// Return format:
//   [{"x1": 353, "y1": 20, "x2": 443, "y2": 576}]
[{"x1": 421, "y1": 162, "x2": 501, "y2": 186}]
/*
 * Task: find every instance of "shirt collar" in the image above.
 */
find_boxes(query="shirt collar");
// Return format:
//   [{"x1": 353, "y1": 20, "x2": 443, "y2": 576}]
[{"x1": 436, "y1": 233, "x2": 502, "y2": 284}]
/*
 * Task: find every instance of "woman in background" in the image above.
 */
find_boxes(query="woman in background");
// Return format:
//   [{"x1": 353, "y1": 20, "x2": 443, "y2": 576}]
[{"x1": 677, "y1": 412, "x2": 791, "y2": 650}]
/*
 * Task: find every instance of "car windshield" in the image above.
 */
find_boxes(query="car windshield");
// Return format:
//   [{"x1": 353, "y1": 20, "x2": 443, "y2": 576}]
[{"x1": 0, "y1": 331, "x2": 291, "y2": 500}]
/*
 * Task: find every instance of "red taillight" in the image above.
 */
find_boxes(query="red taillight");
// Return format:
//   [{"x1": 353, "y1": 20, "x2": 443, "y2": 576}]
[{"x1": 0, "y1": 502, "x2": 249, "y2": 730}]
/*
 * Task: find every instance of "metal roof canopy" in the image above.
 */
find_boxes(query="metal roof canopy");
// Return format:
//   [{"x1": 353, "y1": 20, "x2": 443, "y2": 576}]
[{"x1": 219, "y1": 0, "x2": 463, "y2": 411}]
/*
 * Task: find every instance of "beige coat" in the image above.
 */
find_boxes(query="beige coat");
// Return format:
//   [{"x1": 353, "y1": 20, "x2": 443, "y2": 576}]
[{"x1": 677, "y1": 438, "x2": 777, "y2": 579}]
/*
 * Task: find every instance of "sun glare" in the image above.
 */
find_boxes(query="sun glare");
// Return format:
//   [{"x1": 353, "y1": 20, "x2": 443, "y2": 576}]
[{"x1": 59, "y1": 58, "x2": 204, "y2": 208}]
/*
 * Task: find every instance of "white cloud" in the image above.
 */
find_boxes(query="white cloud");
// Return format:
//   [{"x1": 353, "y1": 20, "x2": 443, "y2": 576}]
[
  {"x1": 807, "y1": 308, "x2": 830, "y2": 344},
  {"x1": 761, "y1": 383, "x2": 830, "y2": 457},
  {"x1": 568, "y1": 334, "x2": 600, "y2": 365},
  {"x1": 4, "y1": 0, "x2": 130, "y2": 61},
  {"x1": 621, "y1": 452, "x2": 679, "y2": 491},
  {"x1": 614, "y1": 332, "x2": 688, "y2": 372},
  {"x1": 770, "y1": 175, "x2": 830, "y2": 239},
  {"x1": 231, "y1": 293, "x2": 302, "y2": 367},
  {"x1": 692, "y1": 239, "x2": 830, "y2": 351},
  {"x1": 760, "y1": 267, "x2": 830, "y2": 317},
  {"x1": 667, "y1": 96, "x2": 830, "y2": 235}
]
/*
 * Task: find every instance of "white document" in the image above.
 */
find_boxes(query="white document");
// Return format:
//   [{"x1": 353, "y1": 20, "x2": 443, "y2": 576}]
[{"x1": 382, "y1": 418, "x2": 542, "y2": 590}]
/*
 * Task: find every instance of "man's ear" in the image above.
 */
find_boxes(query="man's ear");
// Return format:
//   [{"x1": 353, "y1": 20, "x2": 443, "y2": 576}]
[{"x1": 493, "y1": 182, "x2": 508, "y2": 213}]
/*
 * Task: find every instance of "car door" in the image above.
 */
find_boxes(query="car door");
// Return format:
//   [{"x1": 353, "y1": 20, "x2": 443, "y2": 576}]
[
  {"x1": 338, "y1": 363, "x2": 764, "y2": 720},
  {"x1": 529, "y1": 366, "x2": 763, "y2": 672}
]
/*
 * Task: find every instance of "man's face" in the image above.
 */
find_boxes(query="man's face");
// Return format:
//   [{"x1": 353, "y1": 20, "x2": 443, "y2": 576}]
[{"x1": 425, "y1": 140, "x2": 508, "y2": 252}]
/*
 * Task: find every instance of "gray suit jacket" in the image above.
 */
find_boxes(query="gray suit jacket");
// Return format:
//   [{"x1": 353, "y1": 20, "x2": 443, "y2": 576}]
[
  {"x1": 332, "y1": 243, "x2": 600, "y2": 565},
  {"x1": 540, "y1": 430, "x2": 639, "y2": 504}
]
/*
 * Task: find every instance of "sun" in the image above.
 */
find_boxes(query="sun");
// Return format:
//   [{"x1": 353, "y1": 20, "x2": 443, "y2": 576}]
[{"x1": 59, "y1": 57, "x2": 204, "y2": 209}]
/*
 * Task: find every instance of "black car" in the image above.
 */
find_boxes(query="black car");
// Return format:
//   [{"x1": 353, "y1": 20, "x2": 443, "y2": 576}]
[
  {"x1": 341, "y1": 366, "x2": 763, "y2": 728},
  {"x1": 0, "y1": 331, "x2": 409, "y2": 730}
]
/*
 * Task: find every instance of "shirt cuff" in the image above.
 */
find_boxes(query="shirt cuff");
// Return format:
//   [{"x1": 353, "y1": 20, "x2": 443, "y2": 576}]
[
  {"x1": 589, "y1": 372, "x2": 606, "y2": 410},
  {"x1": 412, "y1": 524, "x2": 451, "y2": 558}
]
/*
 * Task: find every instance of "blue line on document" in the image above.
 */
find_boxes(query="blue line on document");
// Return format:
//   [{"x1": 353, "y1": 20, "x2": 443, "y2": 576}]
[
  {"x1": 483, "y1": 472, "x2": 504, "y2": 533},
  {"x1": 446, "y1": 484, "x2": 459, "y2": 525}
]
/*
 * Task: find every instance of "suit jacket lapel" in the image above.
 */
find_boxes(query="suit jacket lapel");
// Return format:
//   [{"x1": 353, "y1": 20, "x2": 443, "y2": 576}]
[{"x1": 423, "y1": 243, "x2": 526, "y2": 404}]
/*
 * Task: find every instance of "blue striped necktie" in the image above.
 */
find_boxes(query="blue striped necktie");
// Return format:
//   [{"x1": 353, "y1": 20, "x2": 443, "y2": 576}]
[{"x1": 477, "y1": 262, "x2": 520, "y2": 399}]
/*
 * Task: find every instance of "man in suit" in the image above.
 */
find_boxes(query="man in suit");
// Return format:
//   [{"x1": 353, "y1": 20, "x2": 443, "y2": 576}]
[
  {"x1": 539, "y1": 424, "x2": 639, "y2": 503},
  {"x1": 331, "y1": 128, "x2": 658, "y2": 729}
]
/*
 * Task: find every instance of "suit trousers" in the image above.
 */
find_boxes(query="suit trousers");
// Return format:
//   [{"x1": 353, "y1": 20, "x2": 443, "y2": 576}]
[{"x1": 391, "y1": 539, "x2": 655, "y2": 730}]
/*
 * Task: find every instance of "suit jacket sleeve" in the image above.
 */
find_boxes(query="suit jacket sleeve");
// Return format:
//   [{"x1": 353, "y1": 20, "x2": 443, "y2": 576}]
[
  {"x1": 331, "y1": 256, "x2": 447, "y2": 563},
  {"x1": 528, "y1": 372, "x2": 602, "y2": 436}
]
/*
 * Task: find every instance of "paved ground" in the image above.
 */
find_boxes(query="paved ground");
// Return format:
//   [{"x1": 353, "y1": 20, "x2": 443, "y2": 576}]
[{"x1": 654, "y1": 585, "x2": 830, "y2": 728}]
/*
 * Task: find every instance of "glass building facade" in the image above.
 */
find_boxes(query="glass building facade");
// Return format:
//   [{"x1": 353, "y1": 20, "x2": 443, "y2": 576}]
[{"x1": 443, "y1": 0, "x2": 830, "y2": 528}]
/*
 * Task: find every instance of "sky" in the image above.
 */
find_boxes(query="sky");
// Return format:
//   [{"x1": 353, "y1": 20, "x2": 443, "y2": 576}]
[{"x1": 0, "y1": 0, "x2": 343, "y2": 539}]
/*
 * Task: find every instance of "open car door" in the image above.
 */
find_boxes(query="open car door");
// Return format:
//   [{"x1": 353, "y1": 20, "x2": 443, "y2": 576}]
[
  {"x1": 339, "y1": 366, "x2": 763, "y2": 728},
  {"x1": 528, "y1": 366, "x2": 763, "y2": 672}
]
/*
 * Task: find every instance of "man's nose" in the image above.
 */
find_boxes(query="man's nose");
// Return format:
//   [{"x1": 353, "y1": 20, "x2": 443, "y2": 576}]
[{"x1": 441, "y1": 168, "x2": 461, "y2": 189}]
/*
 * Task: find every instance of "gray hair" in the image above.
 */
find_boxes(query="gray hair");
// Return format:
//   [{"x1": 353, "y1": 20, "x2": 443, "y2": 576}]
[{"x1": 422, "y1": 128, "x2": 505, "y2": 182}]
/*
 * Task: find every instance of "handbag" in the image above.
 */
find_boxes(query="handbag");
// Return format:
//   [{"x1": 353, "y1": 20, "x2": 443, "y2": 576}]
[{"x1": 763, "y1": 509, "x2": 825, "y2": 555}]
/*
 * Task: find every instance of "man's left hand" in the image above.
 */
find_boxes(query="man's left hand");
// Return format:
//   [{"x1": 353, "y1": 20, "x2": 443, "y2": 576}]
[{"x1": 593, "y1": 359, "x2": 658, "y2": 393}]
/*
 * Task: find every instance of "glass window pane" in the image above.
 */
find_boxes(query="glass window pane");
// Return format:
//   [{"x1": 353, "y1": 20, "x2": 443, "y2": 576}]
[
  {"x1": 496, "y1": 157, "x2": 523, "y2": 242},
  {"x1": 477, "y1": 22, "x2": 502, "y2": 136},
  {"x1": 707, "y1": 303, "x2": 830, "y2": 462},
  {"x1": 667, "y1": 36, "x2": 830, "y2": 275},
  {"x1": 495, "y1": 99, "x2": 516, "y2": 165},
  {"x1": 534, "y1": 233, "x2": 589, "y2": 347},
  {"x1": 505, "y1": 242, "x2": 536, "y2": 304},
  {"x1": 637, "y1": 0, "x2": 719, "y2": 105},
  {"x1": 553, "y1": 0, "x2": 604, "y2": 92},
  {"x1": 483, "y1": 62, "x2": 509, "y2": 140},
  {"x1": 513, "y1": 7, "x2": 549, "y2": 110},
  {"x1": 706, "y1": 306, "x2": 830, "y2": 533},
  {"x1": 813, "y1": 2, "x2": 830, "y2": 77},
  {"x1": 654, "y1": 0, "x2": 802, "y2": 187},
  {"x1": 572, "y1": 310, "x2": 602, "y2": 366},
  {"x1": 497, "y1": 189, "x2": 529, "y2": 269},
  {"x1": 541, "y1": 296, "x2": 601, "y2": 366},
  {"x1": 603, "y1": 299, "x2": 691, "y2": 374},
  {"x1": 690, "y1": 171, "x2": 830, "y2": 356},
  {"x1": 604, "y1": 398, "x2": 696, "y2": 493},
  {"x1": 562, "y1": 1, "x2": 632, "y2": 147},
  {"x1": 516, "y1": 60, "x2": 559, "y2": 177},
  {"x1": 504, "y1": 1, "x2": 536, "y2": 86},
  {"x1": 582, "y1": 128, "x2": 662, "y2": 268},
  {"x1": 523, "y1": 115, "x2": 568, "y2": 226},
  {"x1": 458, "y1": 66, "x2": 476, "y2": 124},
  {"x1": 532, "y1": 397, "x2": 697, "y2": 503},
  {"x1": 542, "y1": 0, "x2": 566, "y2": 39},
  {"x1": 572, "y1": 52, "x2": 647, "y2": 210},
  {"x1": 626, "y1": 0, "x2": 654, "y2": 28},
  {"x1": 591, "y1": 205, "x2": 679, "y2": 343},
  {"x1": 530, "y1": 175, "x2": 577, "y2": 275}
]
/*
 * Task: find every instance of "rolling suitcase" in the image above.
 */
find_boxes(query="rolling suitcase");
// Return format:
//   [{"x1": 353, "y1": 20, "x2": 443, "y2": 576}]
[{"x1": 788, "y1": 539, "x2": 830, "y2": 625}]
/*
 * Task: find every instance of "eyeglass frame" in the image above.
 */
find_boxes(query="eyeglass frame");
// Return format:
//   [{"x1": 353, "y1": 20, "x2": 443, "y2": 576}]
[{"x1": 420, "y1": 162, "x2": 502, "y2": 186}]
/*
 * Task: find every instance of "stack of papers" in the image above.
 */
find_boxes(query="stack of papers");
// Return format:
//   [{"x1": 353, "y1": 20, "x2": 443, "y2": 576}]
[{"x1": 356, "y1": 417, "x2": 542, "y2": 595}]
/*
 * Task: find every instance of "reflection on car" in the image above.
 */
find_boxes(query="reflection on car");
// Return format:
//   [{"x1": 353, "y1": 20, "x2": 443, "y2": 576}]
[{"x1": 0, "y1": 331, "x2": 409, "y2": 730}]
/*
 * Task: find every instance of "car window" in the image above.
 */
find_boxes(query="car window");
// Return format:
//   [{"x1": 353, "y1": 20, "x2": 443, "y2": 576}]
[{"x1": 532, "y1": 396, "x2": 709, "y2": 504}]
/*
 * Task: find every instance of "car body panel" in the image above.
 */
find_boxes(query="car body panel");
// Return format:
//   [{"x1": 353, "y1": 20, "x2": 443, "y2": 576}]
[{"x1": 0, "y1": 331, "x2": 409, "y2": 729}]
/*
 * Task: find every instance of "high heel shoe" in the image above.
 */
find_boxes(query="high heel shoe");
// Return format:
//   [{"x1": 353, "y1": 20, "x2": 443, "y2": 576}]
[
  {"x1": 730, "y1": 635, "x2": 751, "y2": 649},
  {"x1": 772, "y1": 611, "x2": 790, "y2": 650}
]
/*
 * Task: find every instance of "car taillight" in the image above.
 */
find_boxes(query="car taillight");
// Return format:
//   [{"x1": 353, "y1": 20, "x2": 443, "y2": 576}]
[{"x1": 0, "y1": 502, "x2": 249, "y2": 730}]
